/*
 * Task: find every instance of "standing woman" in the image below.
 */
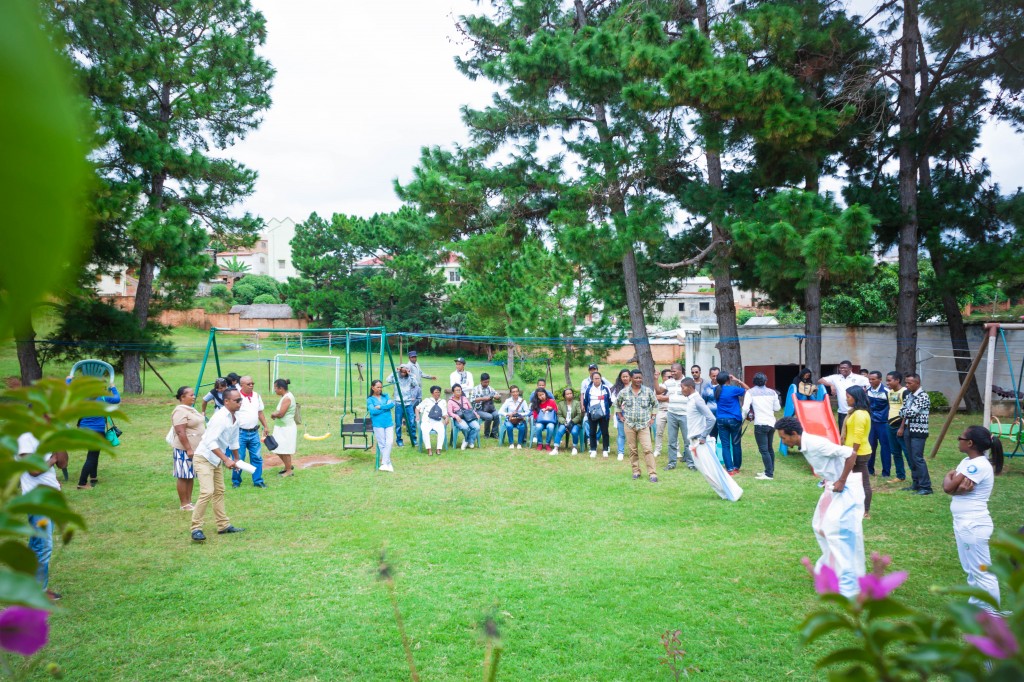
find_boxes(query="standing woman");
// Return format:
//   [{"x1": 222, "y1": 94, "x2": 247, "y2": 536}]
[
  {"x1": 610, "y1": 369, "x2": 632, "y2": 461},
  {"x1": 842, "y1": 386, "x2": 874, "y2": 517},
  {"x1": 201, "y1": 378, "x2": 228, "y2": 418},
  {"x1": 943, "y1": 426, "x2": 1003, "y2": 612},
  {"x1": 170, "y1": 386, "x2": 204, "y2": 510},
  {"x1": 70, "y1": 375, "x2": 121, "y2": 490},
  {"x1": 269, "y1": 378, "x2": 297, "y2": 477},
  {"x1": 583, "y1": 372, "x2": 612, "y2": 458},
  {"x1": 530, "y1": 387, "x2": 558, "y2": 451},
  {"x1": 367, "y1": 380, "x2": 396, "y2": 472}
]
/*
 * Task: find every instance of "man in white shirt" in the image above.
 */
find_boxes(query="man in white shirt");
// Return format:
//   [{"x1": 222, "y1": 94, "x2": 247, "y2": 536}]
[
  {"x1": 17, "y1": 431, "x2": 68, "y2": 600},
  {"x1": 449, "y1": 357, "x2": 474, "y2": 392},
  {"x1": 776, "y1": 417, "x2": 865, "y2": 598},
  {"x1": 233, "y1": 375, "x2": 268, "y2": 489},
  {"x1": 661, "y1": 363, "x2": 694, "y2": 470},
  {"x1": 742, "y1": 373, "x2": 782, "y2": 480},
  {"x1": 653, "y1": 369, "x2": 671, "y2": 457},
  {"x1": 192, "y1": 388, "x2": 245, "y2": 542},
  {"x1": 818, "y1": 360, "x2": 869, "y2": 431}
]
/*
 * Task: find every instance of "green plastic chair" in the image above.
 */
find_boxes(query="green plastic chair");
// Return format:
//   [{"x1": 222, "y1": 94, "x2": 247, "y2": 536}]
[{"x1": 70, "y1": 359, "x2": 115, "y2": 384}]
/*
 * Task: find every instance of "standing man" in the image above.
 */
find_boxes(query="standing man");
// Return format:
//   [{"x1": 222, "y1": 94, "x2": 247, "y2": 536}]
[
  {"x1": 653, "y1": 369, "x2": 671, "y2": 458},
  {"x1": 233, "y1": 376, "x2": 268, "y2": 489},
  {"x1": 662, "y1": 363, "x2": 694, "y2": 471},
  {"x1": 191, "y1": 387, "x2": 244, "y2": 541},
  {"x1": 386, "y1": 364, "x2": 420, "y2": 448},
  {"x1": 17, "y1": 430, "x2": 68, "y2": 600},
  {"x1": 898, "y1": 373, "x2": 932, "y2": 495},
  {"x1": 818, "y1": 360, "x2": 869, "y2": 431},
  {"x1": 742, "y1": 373, "x2": 782, "y2": 481},
  {"x1": 775, "y1": 416, "x2": 864, "y2": 598},
  {"x1": 471, "y1": 372, "x2": 500, "y2": 439},
  {"x1": 406, "y1": 350, "x2": 436, "y2": 386},
  {"x1": 865, "y1": 371, "x2": 891, "y2": 478},
  {"x1": 449, "y1": 357, "x2": 474, "y2": 392},
  {"x1": 616, "y1": 369, "x2": 659, "y2": 483},
  {"x1": 884, "y1": 371, "x2": 908, "y2": 483}
]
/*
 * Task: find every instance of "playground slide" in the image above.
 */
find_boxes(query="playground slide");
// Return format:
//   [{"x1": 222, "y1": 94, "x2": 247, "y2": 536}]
[{"x1": 794, "y1": 400, "x2": 841, "y2": 445}]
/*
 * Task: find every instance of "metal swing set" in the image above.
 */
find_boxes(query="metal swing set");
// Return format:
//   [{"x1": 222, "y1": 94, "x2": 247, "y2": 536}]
[{"x1": 193, "y1": 326, "x2": 405, "y2": 469}]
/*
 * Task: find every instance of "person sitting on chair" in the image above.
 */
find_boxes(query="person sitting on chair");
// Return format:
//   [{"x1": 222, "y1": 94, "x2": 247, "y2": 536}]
[
  {"x1": 471, "y1": 373, "x2": 499, "y2": 439},
  {"x1": 530, "y1": 387, "x2": 558, "y2": 451},
  {"x1": 447, "y1": 384, "x2": 480, "y2": 450},
  {"x1": 500, "y1": 386, "x2": 530, "y2": 449},
  {"x1": 553, "y1": 387, "x2": 583, "y2": 456},
  {"x1": 417, "y1": 385, "x2": 448, "y2": 456}
]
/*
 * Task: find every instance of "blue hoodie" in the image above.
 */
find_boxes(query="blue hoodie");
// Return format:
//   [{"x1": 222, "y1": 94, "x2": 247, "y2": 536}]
[{"x1": 70, "y1": 380, "x2": 121, "y2": 433}]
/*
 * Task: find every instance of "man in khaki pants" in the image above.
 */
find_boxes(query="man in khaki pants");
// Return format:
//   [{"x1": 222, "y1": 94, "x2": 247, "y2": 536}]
[
  {"x1": 615, "y1": 369, "x2": 660, "y2": 483},
  {"x1": 191, "y1": 388, "x2": 245, "y2": 542}
]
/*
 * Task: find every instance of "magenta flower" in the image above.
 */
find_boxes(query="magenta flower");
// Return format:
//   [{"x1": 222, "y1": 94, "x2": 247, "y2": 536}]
[
  {"x1": 869, "y1": 552, "x2": 892, "y2": 575},
  {"x1": 965, "y1": 612, "x2": 1019, "y2": 660},
  {"x1": 858, "y1": 571, "x2": 908, "y2": 601},
  {"x1": 0, "y1": 606, "x2": 50, "y2": 656},
  {"x1": 801, "y1": 556, "x2": 840, "y2": 595}
]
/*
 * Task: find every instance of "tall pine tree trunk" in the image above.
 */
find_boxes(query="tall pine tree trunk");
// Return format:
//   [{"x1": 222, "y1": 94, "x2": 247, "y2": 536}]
[
  {"x1": 804, "y1": 274, "x2": 823, "y2": 378},
  {"x1": 896, "y1": 0, "x2": 921, "y2": 375},
  {"x1": 929, "y1": 244, "x2": 983, "y2": 411},
  {"x1": 697, "y1": 0, "x2": 742, "y2": 377},
  {"x1": 124, "y1": 252, "x2": 156, "y2": 393},
  {"x1": 15, "y1": 313, "x2": 42, "y2": 387},
  {"x1": 506, "y1": 340, "x2": 515, "y2": 382},
  {"x1": 563, "y1": 345, "x2": 572, "y2": 387}
]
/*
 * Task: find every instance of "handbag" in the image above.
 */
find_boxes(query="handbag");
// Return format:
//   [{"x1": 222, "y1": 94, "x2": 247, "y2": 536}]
[
  {"x1": 536, "y1": 409, "x2": 557, "y2": 425},
  {"x1": 263, "y1": 433, "x2": 279, "y2": 451},
  {"x1": 165, "y1": 427, "x2": 177, "y2": 447},
  {"x1": 106, "y1": 418, "x2": 122, "y2": 447},
  {"x1": 427, "y1": 401, "x2": 443, "y2": 421}
]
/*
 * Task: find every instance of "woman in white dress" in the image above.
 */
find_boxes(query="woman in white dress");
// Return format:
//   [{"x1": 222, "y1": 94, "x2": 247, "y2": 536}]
[
  {"x1": 417, "y1": 385, "x2": 449, "y2": 456},
  {"x1": 269, "y1": 378, "x2": 297, "y2": 477}
]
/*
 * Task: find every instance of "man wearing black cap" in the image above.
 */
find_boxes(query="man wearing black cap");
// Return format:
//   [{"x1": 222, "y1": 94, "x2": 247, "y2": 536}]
[{"x1": 449, "y1": 357, "x2": 474, "y2": 392}]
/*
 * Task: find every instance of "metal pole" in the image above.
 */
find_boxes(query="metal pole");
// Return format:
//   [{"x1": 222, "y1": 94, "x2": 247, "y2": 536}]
[
  {"x1": 195, "y1": 328, "x2": 216, "y2": 398},
  {"x1": 267, "y1": 359, "x2": 272, "y2": 394},
  {"x1": 983, "y1": 325, "x2": 999, "y2": 429},
  {"x1": 929, "y1": 329, "x2": 990, "y2": 458}
]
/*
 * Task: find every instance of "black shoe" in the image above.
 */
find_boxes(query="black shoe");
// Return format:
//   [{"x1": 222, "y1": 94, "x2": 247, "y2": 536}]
[
  {"x1": 254, "y1": 483, "x2": 267, "y2": 488},
  {"x1": 687, "y1": 464, "x2": 697, "y2": 471},
  {"x1": 900, "y1": 487, "x2": 916, "y2": 492},
  {"x1": 90, "y1": 479, "x2": 98, "y2": 486},
  {"x1": 665, "y1": 462, "x2": 677, "y2": 470},
  {"x1": 217, "y1": 525, "x2": 245, "y2": 534},
  {"x1": 191, "y1": 530, "x2": 207, "y2": 542},
  {"x1": 915, "y1": 489, "x2": 933, "y2": 496}
]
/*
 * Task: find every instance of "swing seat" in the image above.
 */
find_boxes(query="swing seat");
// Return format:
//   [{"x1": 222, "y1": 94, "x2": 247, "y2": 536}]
[
  {"x1": 71, "y1": 359, "x2": 115, "y2": 384},
  {"x1": 340, "y1": 416, "x2": 372, "y2": 450},
  {"x1": 303, "y1": 432, "x2": 332, "y2": 441},
  {"x1": 990, "y1": 416, "x2": 1022, "y2": 445}
]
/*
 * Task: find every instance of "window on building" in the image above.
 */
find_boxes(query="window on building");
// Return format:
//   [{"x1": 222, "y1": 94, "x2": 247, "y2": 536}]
[
  {"x1": 259, "y1": 256, "x2": 265, "y2": 263},
  {"x1": 449, "y1": 269, "x2": 461, "y2": 282},
  {"x1": 278, "y1": 260, "x2": 286, "y2": 269},
  {"x1": 655, "y1": 303, "x2": 664, "y2": 312},
  {"x1": 699, "y1": 301, "x2": 710, "y2": 311},
  {"x1": 678, "y1": 302, "x2": 685, "y2": 311},
  {"x1": 113, "y1": 274, "x2": 122, "y2": 285}
]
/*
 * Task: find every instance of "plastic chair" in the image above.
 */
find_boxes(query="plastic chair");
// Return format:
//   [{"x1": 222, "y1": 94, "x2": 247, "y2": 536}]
[
  {"x1": 498, "y1": 414, "x2": 531, "y2": 446},
  {"x1": 449, "y1": 419, "x2": 480, "y2": 449},
  {"x1": 70, "y1": 359, "x2": 115, "y2": 384}
]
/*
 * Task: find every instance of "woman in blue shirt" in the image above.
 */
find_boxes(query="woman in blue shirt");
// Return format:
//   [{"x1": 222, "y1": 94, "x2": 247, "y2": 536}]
[
  {"x1": 714, "y1": 372, "x2": 749, "y2": 474},
  {"x1": 367, "y1": 380, "x2": 396, "y2": 472},
  {"x1": 71, "y1": 377, "x2": 121, "y2": 490}
]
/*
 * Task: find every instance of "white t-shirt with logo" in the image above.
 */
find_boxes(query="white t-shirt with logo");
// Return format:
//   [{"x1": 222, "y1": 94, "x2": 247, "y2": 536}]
[
  {"x1": 17, "y1": 433, "x2": 61, "y2": 494},
  {"x1": 823, "y1": 373, "x2": 870, "y2": 414},
  {"x1": 951, "y1": 456, "x2": 994, "y2": 519}
]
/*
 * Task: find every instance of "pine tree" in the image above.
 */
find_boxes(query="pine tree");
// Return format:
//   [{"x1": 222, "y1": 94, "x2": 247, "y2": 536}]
[{"x1": 48, "y1": 0, "x2": 275, "y2": 392}]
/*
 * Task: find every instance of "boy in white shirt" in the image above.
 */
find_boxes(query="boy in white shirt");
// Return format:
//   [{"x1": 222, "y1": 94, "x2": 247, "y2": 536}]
[
  {"x1": 17, "y1": 432, "x2": 68, "y2": 600},
  {"x1": 742, "y1": 373, "x2": 782, "y2": 480}
]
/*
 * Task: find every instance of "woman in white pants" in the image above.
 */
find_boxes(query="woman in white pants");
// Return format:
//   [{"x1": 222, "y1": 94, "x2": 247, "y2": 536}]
[
  {"x1": 943, "y1": 425, "x2": 1004, "y2": 612},
  {"x1": 417, "y1": 385, "x2": 449, "y2": 456},
  {"x1": 367, "y1": 380, "x2": 396, "y2": 472}
]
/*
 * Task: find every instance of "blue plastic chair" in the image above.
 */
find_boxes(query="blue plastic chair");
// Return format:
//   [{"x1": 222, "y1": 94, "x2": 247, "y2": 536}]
[
  {"x1": 498, "y1": 414, "x2": 531, "y2": 446},
  {"x1": 70, "y1": 359, "x2": 115, "y2": 384}
]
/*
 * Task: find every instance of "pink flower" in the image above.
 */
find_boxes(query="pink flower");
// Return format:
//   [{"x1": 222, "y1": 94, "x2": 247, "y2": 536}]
[
  {"x1": 801, "y1": 557, "x2": 840, "y2": 595},
  {"x1": 858, "y1": 571, "x2": 908, "y2": 601},
  {"x1": 964, "y1": 612, "x2": 1019, "y2": 660},
  {"x1": 869, "y1": 552, "x2": 892, "y2": 575},
  {"x1": 0, "y1": 606, "x2": 49, "y2": 656}
]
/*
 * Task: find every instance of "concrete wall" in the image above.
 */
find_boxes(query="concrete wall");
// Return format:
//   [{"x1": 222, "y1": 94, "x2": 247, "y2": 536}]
[{"x1": 101, "y1": 298, "x2": 307, "y2": 333}]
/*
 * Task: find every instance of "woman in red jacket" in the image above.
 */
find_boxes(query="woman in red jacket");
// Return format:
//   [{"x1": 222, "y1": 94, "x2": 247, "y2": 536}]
[{"x1": 530, "y1": 388, "x2": 558, "y2": 451}]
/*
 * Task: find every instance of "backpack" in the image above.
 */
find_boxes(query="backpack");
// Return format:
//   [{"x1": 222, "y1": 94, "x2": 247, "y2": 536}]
[{"x1": 428, "y1": 401, "x2": 443, "y2": 421}]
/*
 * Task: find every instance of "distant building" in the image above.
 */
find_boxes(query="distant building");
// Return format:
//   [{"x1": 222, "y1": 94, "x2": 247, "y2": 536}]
[
  {"x1": 651, "y1": 278, "x2": 758, "y2": 326},
  {"x1": 353, "y1": 251, "x2": 463, "y2": 285},
  {"x1": 93, "y1": 267, "x2": 137, "y2": 297},
  {"x1": 264, "y1": 218, "x2": 298, "y2": 282}
]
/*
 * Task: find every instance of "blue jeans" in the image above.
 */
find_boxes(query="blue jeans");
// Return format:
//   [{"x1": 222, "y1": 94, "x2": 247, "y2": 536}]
[
  {"x1": 614, "y1": 413, "x2": 626, "y2": 454},
  {"x1": 394, "y1": 404, "x2": 417, "y2": 446},
  {"x1": 453, "y1": 418, "x2": 480, "y2": 446},
  {"x1": 29, "y1": 515, "x2": 52, "y2": 589},
  {"x1": 869, "y1": 420, "x2": 890, "y2": 475},
  {"x1": 505, "y1": 421, "x2": 526, "y2": 444},
  {"x1": 533, "y1": 421, "x2": 556, "y2": 444},
  {"x1": 553, "y1": 423, "x2": 581, "y2": 448},
  {"x1": 885, "y1": 425, "x2": 908, "y2": 479},
  {"x1": 233, "y1": 429, "x2": 264, "y2": 486},
  {"x1": 717, "y1": 418, "x2": 742, "y2": 471}
]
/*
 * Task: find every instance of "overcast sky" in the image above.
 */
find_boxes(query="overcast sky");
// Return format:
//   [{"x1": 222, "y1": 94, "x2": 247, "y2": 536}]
[{"x1": 232, "y1": 1, "x2": 1024, "y2": 223}]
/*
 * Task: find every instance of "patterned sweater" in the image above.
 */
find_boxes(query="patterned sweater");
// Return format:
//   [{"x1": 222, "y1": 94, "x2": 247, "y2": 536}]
[{"x1": 899, "y1": 388, "x2": 930, "y2": 437}]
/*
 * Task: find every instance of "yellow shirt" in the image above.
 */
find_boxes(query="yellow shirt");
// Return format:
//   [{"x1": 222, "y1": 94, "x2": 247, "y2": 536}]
[{"x1": 843, "y1": 410, "x2": 871, "y2": 455}]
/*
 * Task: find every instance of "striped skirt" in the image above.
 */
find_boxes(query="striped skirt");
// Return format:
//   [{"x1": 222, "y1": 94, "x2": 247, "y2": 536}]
[{"x1": 172, "y1": 449, "x2": 195, "y2": 479}]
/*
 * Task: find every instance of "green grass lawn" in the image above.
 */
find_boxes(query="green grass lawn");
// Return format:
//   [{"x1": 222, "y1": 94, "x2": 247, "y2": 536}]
[{"x1": 5, "y1": 328, "x2": 1023, "y2": 680}]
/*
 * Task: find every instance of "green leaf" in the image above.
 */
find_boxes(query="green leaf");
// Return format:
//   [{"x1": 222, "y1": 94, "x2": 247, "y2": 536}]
[
  {"x1": 897, "y1": 642, "x2": 963, "y2": 666},
  {"x1": 6, "y1": 487, "x2": 87, "y2": 529},
  {"x1": 799, "y1": 611, "x2": 855, "y2": 645},
  {"x1": 0, "y1": 540, "x2": 40, "y2": 574},
  {"x1": 815, "y1": 647, "x2": 873, "y2": 669},
  {"x1": 0, "y1": 513, "x2": 37, "y2": 538},
  {"x1": 0, "y1": 568, "x2": 54, "y2": 609},
  {"x1": 863, "y1": 597, "x2": 915, "y2": 621},
  {"x1": 36, "y1": 430, "x2": 113, "y2": 457},
  {"x1": 825, "y1": 663, "x2": 874, "y2": 681},
  {"x1": 936, "y1": 585, "x2": 1001, "y2": 610}
]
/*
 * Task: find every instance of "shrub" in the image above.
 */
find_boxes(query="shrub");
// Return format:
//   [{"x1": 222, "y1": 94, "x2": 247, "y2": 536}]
[
  {"x1": 210, "y1": 284, "x2": 232, "y2": 300},
  {"x1": 516, "y1": 363, "x2": 546, "y2": 384},
  {"x1": 929, "y1": 390, "x2": 950, "y2": 411},
  {"x1": 232, "y1": 274, "x2": 279, "y2": 304},
  {"x1": 252, "y1": 293, "x2": 279, "y2": 305}
]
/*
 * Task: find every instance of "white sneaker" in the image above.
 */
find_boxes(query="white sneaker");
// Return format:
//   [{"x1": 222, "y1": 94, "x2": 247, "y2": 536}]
[
  {"x1": 461, "y1": 442, "x2": 468, "y2": 451},
  {"x1": 571, "y1": 448, "x2": 578, "y2": 456},
  {"x1": 590, "y1": 450, "x2": 597, "y2": 458},
  {"x1": 532, "y1": 439, "x2": 538, "y2": 445},
  {"x1": 469, "y1": 443, "x2": 475, "y2": 449},
  {"x1": 602, "y1": 451, "x2": 609, "y2": 458},
  {"x1": 379, "y1": 463, "x2": 394, "y2": 472},
  {"x1": 551, "y1": 447, "x2": 559, "y2": 456},
  {"x1": 755, "y1": 473, "x2": 774, "y2": 480},
  {"x1": 509, "y1": 444, "x2": 515, "y2": 450},
  {"x1": 516, "y1": 444, "x2": 523, "y2": 450},
  {"x1": 616, "y1": 452, "x2": 624, "y2": 461}
]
